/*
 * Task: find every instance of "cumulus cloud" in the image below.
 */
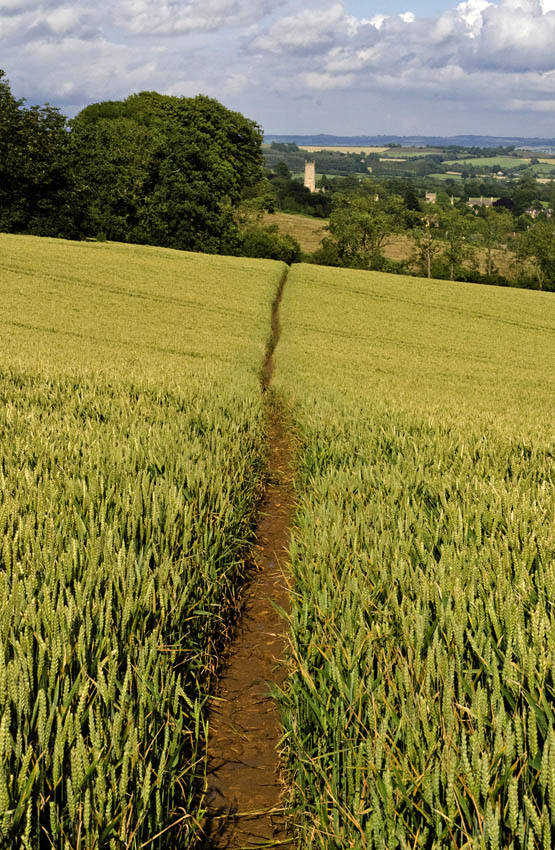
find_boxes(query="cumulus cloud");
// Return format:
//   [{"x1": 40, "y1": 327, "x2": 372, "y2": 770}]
[
  {"x1": 250, "y1": 0, "x2": 555, "y2": 115},
  {"x1": 0, "y1": 0, "x2": 59, "y2": 13},
  {"x1": 0, "y1": 2, "x2": 100, "y2": 43},
  {"x1": 2, "y1": 0, "x2": 555, "y2": 133},
  {"x1": 472, "y1": 0, "x2": 555, "y2": 71},
  {"x1": 0, "y1": 0, "x2": 284, "y2": 42},
  {"x1": 114, "y1": 0, "x2": 285, "y2": 36},
  {"x1": 250, "y1": 3, "x2": 362, "y2": 53}
]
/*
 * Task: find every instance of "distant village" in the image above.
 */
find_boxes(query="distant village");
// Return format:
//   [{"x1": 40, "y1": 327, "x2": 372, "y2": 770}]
[{"x1": 299, "y1": 155, "x2": 553, "y2": 219}]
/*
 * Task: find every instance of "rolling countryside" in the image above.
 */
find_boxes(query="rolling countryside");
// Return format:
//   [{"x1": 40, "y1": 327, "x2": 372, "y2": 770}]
[{"x1": 4, "y1": 0, "x2": 555, "y2": 844}]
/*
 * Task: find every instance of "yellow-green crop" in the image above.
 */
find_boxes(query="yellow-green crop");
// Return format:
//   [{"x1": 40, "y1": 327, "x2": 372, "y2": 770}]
[
  {"x1": 275, "y1": 265, "x2": 555, "y2": 849},
  {"x1": 0, "y1": 234, "x2": 285, "y2": 848}
]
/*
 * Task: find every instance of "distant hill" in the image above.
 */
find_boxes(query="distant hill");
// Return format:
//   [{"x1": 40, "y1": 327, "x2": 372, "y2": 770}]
[{"x1": 265, "y1": 133, "x2": 555, "y2": 151}]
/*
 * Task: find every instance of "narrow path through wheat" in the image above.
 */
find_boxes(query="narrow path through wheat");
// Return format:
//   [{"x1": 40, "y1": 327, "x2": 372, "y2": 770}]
[{"x1": 202, "y1": 269, "x2": 295, "y2": 849}]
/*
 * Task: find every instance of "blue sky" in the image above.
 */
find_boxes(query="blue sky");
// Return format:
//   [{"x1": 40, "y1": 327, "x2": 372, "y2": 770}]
[{"x1": 2, "y1": 0, "x2": 555, "y2": 137}]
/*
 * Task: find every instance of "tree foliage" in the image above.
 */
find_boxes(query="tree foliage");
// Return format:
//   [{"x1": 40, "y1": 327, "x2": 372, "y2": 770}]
[
  {"x1": 437, "y1": 208, "x2": 477, "y2": 281},
  {"x1": 517, "y1": 219, "x2": 555, "y2": 291},
  {"x1": 70, "y1": 91, "x2": 264, "y2": 253},
  {"x1": 0, "y1": 74, "x2": 265, "y2": 254},
  {"x1": 412, "y1": 217, "x2": 442, "y2": 278},
  {"x1": 0, "y1": 70, "x2": 81, "y2": 237},
  {"x1": 475, "y1": 208, "x2": 513, "y2": 276},
  {"x1": 327, "y1": 186, "x2": 405, "y2": 269},
  {"x1": 238, "y1": 224, "x2": 301, "y2": 264}
]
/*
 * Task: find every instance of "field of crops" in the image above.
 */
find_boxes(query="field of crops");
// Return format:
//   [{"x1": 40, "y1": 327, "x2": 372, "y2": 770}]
[
  {"x1": 380, "y1": 149, "x2": 442, "y2": 159},
  {"x1": 262, "y1": 212, "x2": 327, "y2": 254},
  {"x1": 443, "y1": 156, "x2": 530, "y2": 169},
  {"x1": 299, "y1": 146, "x2": 388, "y2": 155},
  {"x1": 275, "y1": 265, "x2": 555, "y2": 848},
  {"x1": 429, "y1": 172, "x2": 464, "y2": 181},
  {"x1": 0, "y1": 235, "x2": 284, "y2": 848},
  {"x1": 529, "y1": 163, "x2": 555, "y2": 176}
]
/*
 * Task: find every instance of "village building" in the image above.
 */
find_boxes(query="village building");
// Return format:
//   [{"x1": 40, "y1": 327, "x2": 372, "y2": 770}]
[
  {"x1": 525, "y1": 207, "x2": 553, "y2": 219},
  {"x1": 467, "y1": 196, "x2": 497, "y2": 210},
  {"x1": 424, "y1": 192, "x2": 455, "y2": 206}
]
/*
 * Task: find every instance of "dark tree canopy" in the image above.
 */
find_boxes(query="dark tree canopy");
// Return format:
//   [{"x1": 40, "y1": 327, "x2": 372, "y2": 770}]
[
  {"x1": 0, "y1": 73, "x2": 264, "y2": 253},
  {"x1": 70, "y1": 91, "x2": 264, "y2": 252},
  {"x1": 0, "y1": 70, "x2": 81, "y2": 237}
]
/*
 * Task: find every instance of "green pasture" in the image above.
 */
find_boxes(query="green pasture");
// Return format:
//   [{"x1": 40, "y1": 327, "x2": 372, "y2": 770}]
[
  {"x1": 276, "y1": 264, "x2": 555, "y2": 848},
  {"x1": 0, "y1": 234, "x2": 284, "y2": 848},
  {"x1": 381, "y1": 149, "x2": 443, "y2": 159},
  {"x1": 444, "y1": 156, "x2": 530, "y2": 169},
  {"x1": 529, "y1": 162, "x2": 555, "y2": 176},
  {"x1": 429, "y1": 172, "x2": 463, "y2": 181}
]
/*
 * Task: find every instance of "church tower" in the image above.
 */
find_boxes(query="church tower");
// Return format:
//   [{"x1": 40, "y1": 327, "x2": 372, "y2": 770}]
[{"x1": 304, "y1": 161, "x2": 316, "y2": 193}]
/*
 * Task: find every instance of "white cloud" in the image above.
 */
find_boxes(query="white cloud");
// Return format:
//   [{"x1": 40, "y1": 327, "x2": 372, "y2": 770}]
[
  {"x1": 456, "y1": 0, "x2": 492, "y2": 32},
  {"x1": 507, "y1": 97, "x2": 555, "y2": 110},
  {"x1": 115, "y1": 0, "x2": 284, "y2": 36},
  {"x1": 2, "y1": 0, "x2": 555, "y2": 134},
  {"x1": 471, "y1": 0, "x2": 555, "y2": 71},
  {"x1": 251, "y1": 0, "x2": 555, "y2": 88},
  {"x1": 0, "y1": 0, "x2": 284, "y2": 42},
  {"x1": 251, "y1": 4, "x2": 348, "y2": 52}
]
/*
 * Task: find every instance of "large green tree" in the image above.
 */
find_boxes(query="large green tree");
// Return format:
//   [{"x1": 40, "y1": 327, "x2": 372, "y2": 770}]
[
  {"x1": 70, "y1": 91, "x2": 264, "y2": 253},
  {"x1": 0, "y1": 70, "x2": 81, "y2": 237},
  {"x1": 327, "y1": 184, "x2": 405, "y2": 269},
  {"x1": 438, "y1": 208, "x2": 476, "y2": 281},
  {"x1": 475, "y1": 207, "x2": 513, "y2": 277},
  {"x1": 516, "y1": 218, "x2": 555, "y2": 291}
]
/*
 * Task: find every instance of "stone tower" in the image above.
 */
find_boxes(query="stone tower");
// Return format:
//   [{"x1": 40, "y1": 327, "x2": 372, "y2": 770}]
[{"x1": 304, "y1": 161, "x2": 316, "y2": 193}]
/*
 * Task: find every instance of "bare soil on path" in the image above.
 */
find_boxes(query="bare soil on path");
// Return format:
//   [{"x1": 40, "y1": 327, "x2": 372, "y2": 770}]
[{"x1": 202, "y1": 270, "x2": 295, "y2": 849}]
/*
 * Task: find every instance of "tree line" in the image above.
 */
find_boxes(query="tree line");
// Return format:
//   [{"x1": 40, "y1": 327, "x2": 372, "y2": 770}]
[
  {"x1": 0, "y1": 70, "x2": 284, "y2": 259},
  {"x1": 258, "y1": 163, "x2": 555, "y2": 291},
  {"x1": 308, "y1": 184, "x2": 555, "y2": 291},
  {"x1": 1, "y1": 69, "x2": 553, "y2": 288}
]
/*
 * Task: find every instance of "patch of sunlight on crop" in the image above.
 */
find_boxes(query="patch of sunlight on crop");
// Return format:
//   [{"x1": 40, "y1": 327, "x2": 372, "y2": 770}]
[
  {"x1": 276, "y1": 264, "x2": 555, "y2": 439},
  {"x1": 0, "y1": 233, "x2": 280, "y2": 386}
]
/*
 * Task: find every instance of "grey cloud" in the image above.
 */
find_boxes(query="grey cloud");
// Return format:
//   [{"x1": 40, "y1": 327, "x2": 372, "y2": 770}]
[
  {"x1": 115, "y1": 0, "x2": 285, "y2": 36},
  {"x1": 469, "y1": 2, "x2": 555, "y2": 71},
  {"x1": 0, "y1": 0, "x2": 60, "y2": 15},
  {"x1": 0, "y1": 0, "x2": 284, "y2": 44},
  {"x1": 253, "y1": 0, "x2": 555, "y2": 70},
  {"x1": 0, "y1": 3, "x2": 103, "y2": 44},
  {"x1": 249, "y1": 3, "x2": 375, "y2": 54},
  {"x1": 252, "y1": 0, "x2": 555, "y2": 98},
  {"x1": 3, "y1": 0, "x2": 555, "y2": 135}
]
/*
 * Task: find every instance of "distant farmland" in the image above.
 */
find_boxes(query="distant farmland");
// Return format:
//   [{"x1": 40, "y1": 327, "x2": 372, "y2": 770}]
[
  {"x1": 263, "y1": 210, "x2": 515, "y2": 277},
  {"x1": 262, "y1": 211, "x2": 327, "y2": 253},
  {"x1": 298, "y1": 144, "x2": 387, "y2": 154},
  {"x1": 444, "y1": 155, "x2": 531, "y2": 168}
]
